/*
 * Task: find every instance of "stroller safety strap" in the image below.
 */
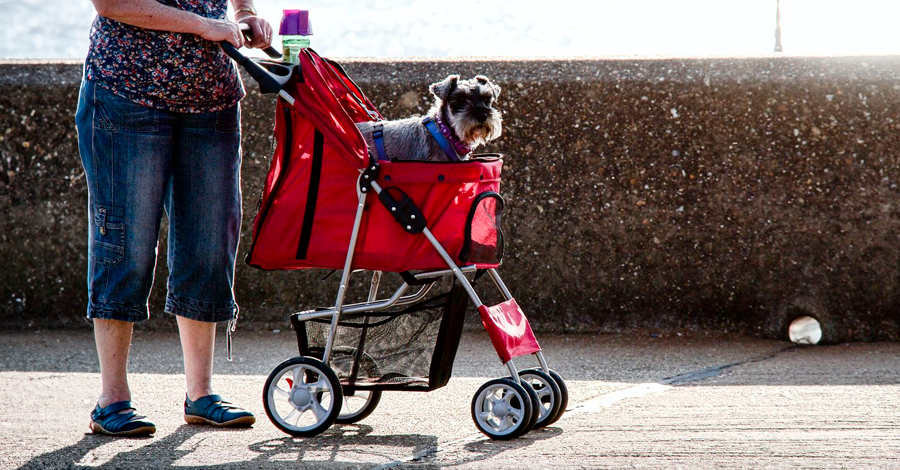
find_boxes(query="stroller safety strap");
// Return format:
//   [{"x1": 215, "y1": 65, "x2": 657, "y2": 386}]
[
  {"x1": 422, "y1": 117, "x2": 461, "y2": 162},
  {"x1": 372, "y1": 124, "x2": 390, "y2": 161}
]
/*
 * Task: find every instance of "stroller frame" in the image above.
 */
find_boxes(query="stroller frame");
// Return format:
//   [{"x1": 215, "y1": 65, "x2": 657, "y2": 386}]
[
  {"x1": 289, "y1": 176, "x2": 551, "y2": 384},
  {"x1": 221, "y1": 41, "x2": 570, "y2": 439},
  {"x1": 261, "y1": 168, "x2": 567, "y2": 440}
]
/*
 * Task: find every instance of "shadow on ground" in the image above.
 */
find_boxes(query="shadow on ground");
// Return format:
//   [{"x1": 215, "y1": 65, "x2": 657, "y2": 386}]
[{"x1": 18, "y1": 422, "x2": 561, "y2": 470}]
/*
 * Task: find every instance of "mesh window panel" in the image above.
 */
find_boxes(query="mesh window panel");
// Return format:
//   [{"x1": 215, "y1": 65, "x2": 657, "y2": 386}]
[
  {"x1": 301, "y1": 283, "x2": 468, "y2": 392},
  {"x1": 460, "y1": 192, "x2": 504, "y2": 265}
]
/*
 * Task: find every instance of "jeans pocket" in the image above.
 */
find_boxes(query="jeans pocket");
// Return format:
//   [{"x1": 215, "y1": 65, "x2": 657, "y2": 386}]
[
  {"x1": 215, "y1": 105, "x2": 241, "y2": 134},
  {"x1": 93, "y1": 86, "x2": 159, "y2": 133},
  {"x1": 92, "y1": 202, "x2": 126, "y2": 266}
]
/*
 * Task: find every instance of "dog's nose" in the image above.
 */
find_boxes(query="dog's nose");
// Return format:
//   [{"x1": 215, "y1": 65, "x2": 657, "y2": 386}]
[{"x1": 474, "y1": 107, "x2": 490, "y2": 122}]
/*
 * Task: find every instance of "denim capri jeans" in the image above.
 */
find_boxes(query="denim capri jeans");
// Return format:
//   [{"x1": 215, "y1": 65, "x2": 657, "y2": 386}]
[{"x1": 75, "y1": 79, "x2": 242, "y2": 323}]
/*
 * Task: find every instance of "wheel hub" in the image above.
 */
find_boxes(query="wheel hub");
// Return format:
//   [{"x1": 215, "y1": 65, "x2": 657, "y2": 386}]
[
  {"x1": 291, "y1": 388, "x2": 312, "y2": 407},
  {"x1": 492, "y1": 401, "x2": 509, "y2": 418}
]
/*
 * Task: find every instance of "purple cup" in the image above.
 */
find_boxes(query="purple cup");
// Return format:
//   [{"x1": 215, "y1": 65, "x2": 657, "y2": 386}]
[{"x1": 279, "y1": 9, "x2": 313, "y2": 36}]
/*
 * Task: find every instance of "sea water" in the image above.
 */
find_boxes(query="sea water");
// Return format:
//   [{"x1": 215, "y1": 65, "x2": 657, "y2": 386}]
[{"x1": 0, "y1": 0, "x2": 897, "y2": 60}]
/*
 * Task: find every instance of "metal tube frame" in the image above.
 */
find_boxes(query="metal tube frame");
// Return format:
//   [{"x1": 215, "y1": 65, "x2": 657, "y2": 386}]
[
  {"x1": 302, "y1": 176, "x2": 550, "y2": 382},
  {"x1": 278, "y1": 90, "x2": 296, "y2": 106},
  {"x1": 349, "y1": 271, "x2": 382, "y2": 381},
  {"x1": 290, "y1": 266, "x2": 480, "y2": 323},
  {"x1": 322, "y1": 179, "x2": 368, "y2": 364},
  {"x1": 366, "y1": 271, "x2": 383, "y2": 303}
]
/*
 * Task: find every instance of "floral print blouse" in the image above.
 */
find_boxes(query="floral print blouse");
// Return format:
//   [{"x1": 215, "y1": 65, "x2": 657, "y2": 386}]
[{"x1": 85, "y1": 0, "x2": 244, "y2": 113}]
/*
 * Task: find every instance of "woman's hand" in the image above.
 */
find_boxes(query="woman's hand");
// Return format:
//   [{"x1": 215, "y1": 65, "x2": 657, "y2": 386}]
[
  {"x1": 236, "y1": 15, "x2": 274, "y2": 49},
  {"x1": 196, "y1": 17, "x2": 244, "y2": 48}
]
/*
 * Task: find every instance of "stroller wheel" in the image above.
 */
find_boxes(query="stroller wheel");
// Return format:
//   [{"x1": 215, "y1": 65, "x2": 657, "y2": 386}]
[
  {"x1": 518, "y1": 369, "x2": 563, "y2": 428},
  {"x1": 263, "y1": 356, "x2": 343, "y2": 437},
  {"x1": 329, "y1": 348, "x2": 383, "y2": 424},
  {"x1": 305, "y1": 347, "x2": 383, "y2": 424},
  {"x1": 545, "y1": 369, "x2": 569, "y2": 425},
  {"x1": 471, "y1": 378, "x2": 535, "y2": 440},
  {"x1": 518, "y1": 379, "x2": 541, "y2": 434}
]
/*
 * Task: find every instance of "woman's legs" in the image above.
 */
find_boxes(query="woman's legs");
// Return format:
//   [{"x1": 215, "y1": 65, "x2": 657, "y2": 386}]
[
  {"x1": 78, "y1": 76, "x2": 246, "y2": 423},
  {"x1": 94, "y1": 319, "x2": 135, "y2": 407},
  {"x1": 177, "y1": 315, "x2": 216, "y2": 401}
]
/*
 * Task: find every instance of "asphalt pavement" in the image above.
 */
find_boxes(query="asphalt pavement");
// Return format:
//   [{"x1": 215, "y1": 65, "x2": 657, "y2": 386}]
[{"x1": 0, "y1": 329, "x2": 897, "y2": 469}]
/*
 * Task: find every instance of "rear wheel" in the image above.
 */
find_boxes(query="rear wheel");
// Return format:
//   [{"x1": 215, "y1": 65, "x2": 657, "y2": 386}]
[
  {"x1": 330, "y1": 349, "x2": 383, "y2": 424},
  {"x1": 306, "y1": 347, "x2": 383, "y2": 424},
  {"x1": 263, "y1": 356, "x2": 343, "y2": 437},
  {"x1": 471, "y1": 378, "x2": 534, "y2": 440}
]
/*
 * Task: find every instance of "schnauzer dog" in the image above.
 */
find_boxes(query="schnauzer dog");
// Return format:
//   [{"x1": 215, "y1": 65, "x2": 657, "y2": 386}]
[{"x1": 356, "y1": 75, "x2": 502, "y2": 162}]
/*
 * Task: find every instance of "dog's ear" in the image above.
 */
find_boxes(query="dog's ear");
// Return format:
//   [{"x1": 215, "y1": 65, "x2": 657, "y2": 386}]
[
  {"x1": 430, "y1": 75, "x2": 459, "y2": 101},
  {"x1": 475, "y1": 75, "x2": 501, "y2": 100}
]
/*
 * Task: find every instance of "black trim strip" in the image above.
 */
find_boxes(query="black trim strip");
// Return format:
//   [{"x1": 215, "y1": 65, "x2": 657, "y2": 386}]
[
  {"x1": 246, "y1": 105, "x2": 293, "y2": 266},
  {"x1": 428, "y1": 284, "x2": 469, "y2": 390},
  {"x1": 295, "y1": 130, "x2": 324, "y2": 259}
]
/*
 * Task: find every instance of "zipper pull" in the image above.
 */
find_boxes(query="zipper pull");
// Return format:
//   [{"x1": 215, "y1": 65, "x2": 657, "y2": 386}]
[{"x1": 226, "y1": 305, "x2": 240, "y2": 362}]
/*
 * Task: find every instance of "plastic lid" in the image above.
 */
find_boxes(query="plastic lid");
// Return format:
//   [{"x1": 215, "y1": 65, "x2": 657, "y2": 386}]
[{"x1": 280, "y1": 10, "x2": 313, "y2": 36}]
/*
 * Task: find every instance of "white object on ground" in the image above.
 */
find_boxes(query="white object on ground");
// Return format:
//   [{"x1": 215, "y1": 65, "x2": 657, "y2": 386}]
[{"x1": 788, "y1": 316, "x2": 822, "y2": 345}]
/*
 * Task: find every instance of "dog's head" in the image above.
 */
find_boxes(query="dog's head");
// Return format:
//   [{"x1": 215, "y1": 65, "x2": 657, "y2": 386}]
[{"x1": 429, "y1": 75, "x2": 502, "y2": 148}]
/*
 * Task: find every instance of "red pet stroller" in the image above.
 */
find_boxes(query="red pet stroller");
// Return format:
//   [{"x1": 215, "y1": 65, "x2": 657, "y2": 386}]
[{"x1": 224, "y1": 41, "x2": 567, "y2": 440}]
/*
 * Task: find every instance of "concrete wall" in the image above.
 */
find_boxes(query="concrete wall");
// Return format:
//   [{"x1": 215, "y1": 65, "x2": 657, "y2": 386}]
[{"x1": 2, "y1": 57, "x2": 899, "y2": 342}]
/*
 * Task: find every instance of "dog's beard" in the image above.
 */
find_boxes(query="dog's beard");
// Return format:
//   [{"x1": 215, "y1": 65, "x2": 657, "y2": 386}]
[{"x1": 448, "y1": 111, "x2": 502, "y2": 147}]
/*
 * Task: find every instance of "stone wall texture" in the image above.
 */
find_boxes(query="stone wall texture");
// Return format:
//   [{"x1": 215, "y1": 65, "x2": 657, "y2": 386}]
[{"x1": 2, "y1": 57, "x2": 899, "y2": 342}]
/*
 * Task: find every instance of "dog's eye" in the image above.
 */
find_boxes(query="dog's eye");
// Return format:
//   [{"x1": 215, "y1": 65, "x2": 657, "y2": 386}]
[{"x1": 450, "y1": 96, "x2": 467, "y2": 109}]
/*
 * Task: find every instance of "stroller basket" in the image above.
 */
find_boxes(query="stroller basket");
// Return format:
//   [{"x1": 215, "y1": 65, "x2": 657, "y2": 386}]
[{"x1": 293, "y1": 283, "x2": 469, "y2": 392}]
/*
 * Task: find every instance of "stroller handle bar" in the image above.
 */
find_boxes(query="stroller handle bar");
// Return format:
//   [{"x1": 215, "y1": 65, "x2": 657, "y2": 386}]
[
  {"x1": 237, "y1": 23, "x2": 282, "y2": 60},
  {"x1": 220, "y1": 23, "x2": 297, "y2": 105}
]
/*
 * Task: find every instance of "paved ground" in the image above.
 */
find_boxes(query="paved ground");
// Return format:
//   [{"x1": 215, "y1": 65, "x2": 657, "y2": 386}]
[{"x1": 0, "y1": 329, "x2": 897, "y2": 469}]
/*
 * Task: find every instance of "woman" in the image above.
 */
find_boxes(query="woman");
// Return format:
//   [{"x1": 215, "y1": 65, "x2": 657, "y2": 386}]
[{"x1": 75, "y1": 0, "x2": 273, "y2": 437}]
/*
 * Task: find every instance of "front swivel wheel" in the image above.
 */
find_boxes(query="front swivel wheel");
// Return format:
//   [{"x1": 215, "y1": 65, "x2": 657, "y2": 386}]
[
  {"x1": 519, "y1": 369, "x2": 563, "y2": 428},
  {"x1": 263, "y1": 356, "x2": 343, "y2": 437},
  {"x1": 471, "y1": 378, "x2": 535, "y2": 440}
]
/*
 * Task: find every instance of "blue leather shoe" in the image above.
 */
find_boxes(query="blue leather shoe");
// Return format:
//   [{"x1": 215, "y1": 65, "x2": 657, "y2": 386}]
[
  {"x1": 184, "y1": 394, "x2": 255, "y2": 427},
  {"x1": 90, "y1": 401, "x2": 156, "y2": 437}
]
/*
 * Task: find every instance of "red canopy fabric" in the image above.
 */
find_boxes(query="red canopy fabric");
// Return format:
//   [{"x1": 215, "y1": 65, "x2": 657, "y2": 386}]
[{"x1": 289, "y1": 50, "x2": 380, "y2": 169}]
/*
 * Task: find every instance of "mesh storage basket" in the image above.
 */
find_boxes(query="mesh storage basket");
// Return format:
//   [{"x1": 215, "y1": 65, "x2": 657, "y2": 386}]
[{"x1": 294, "y1": 282, "x2": 470, "y2": 391}]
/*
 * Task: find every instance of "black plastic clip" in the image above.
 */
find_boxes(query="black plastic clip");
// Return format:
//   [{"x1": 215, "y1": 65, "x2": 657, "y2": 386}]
[
  {"x1": 379, "y1": 187, "x2": 427, "y2": 234},
  {"x1": 359, "y1": 158, "x2": 380, "y2": 194},
  {"x1": 399, "y1": 271, "x2": 435, "y2": 287}
]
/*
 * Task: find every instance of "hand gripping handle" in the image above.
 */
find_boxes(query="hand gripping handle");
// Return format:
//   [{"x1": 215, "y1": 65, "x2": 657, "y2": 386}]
[
  {"x1": 238, "y1": 22, "x2": 282, "y2": 59},
  {"x1": 220, "y1": 23, "x2": 297, "y2": 96}
]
